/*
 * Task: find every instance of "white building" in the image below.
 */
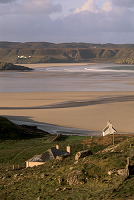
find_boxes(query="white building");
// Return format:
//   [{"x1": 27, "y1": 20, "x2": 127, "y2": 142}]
[{"x1": 102, "y1": 121, "x2": 117, "y2": 136}]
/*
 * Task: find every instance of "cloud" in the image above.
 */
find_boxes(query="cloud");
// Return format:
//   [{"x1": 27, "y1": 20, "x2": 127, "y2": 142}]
[
  {"x1": 20, "y1": 0, "x2": 62, "y2": 15},
  {"x1": 0, "y1": 0, "x2": 15, "y2": 4},
  {"x1": 112, "y1": 0, "x2": 134, "y2": 8},
  {"x1": 74, "y1": 0, "x2": 134, "y2": 14},
  {"x1": 0, "y1": 0, "x2": 62, "y2": 15},
  {"x1": 75, "y1": 0, "x2": 98, "y2": 13},
  {"x1": 0, "y1": 0, "x2": 134, "y2": 43},
  {"x1": 56, "y1": 1, "x2": 134, "y2": 43},
  {"x1": 102, "y1": 1, "x2": 112, "y2": 12}
]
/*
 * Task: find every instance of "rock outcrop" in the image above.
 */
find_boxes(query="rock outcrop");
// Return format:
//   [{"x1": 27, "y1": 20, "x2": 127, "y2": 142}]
[
  {"x1": 75, "y1": 150, "x2": 92, "y2": 161},
  {"x1": 67, "y1": 170, "x2": 86, "y2": 185},
  {"x1": 0, "y1": 62, "x2": 33, "y2": 71}
]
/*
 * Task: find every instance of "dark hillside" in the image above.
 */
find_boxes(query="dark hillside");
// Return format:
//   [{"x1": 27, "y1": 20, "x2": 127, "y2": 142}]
[{"x1": 0, "y1": 117, "x2": 49, "y2": 140}]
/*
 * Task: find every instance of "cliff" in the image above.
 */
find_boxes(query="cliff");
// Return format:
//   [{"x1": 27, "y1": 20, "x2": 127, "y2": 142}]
[{"x1": 0, "y1": 42, "x2": 134, "y2": 64}]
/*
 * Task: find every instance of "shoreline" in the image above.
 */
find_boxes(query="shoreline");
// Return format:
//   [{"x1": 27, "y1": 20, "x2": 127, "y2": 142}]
[
  {"x1": 1, "y1": 63, "x2": 134, "y2": 93},
  {"x1": 21, "y1": 63, "x2": 96, "y2": 69},
  {"x1": 9, "y1": 118, "x2": 100, "y2": 136}
]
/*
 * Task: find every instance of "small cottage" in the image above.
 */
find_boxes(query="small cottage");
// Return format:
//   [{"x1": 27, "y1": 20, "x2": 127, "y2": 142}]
[
  {"x1": 102, "y1": 120, "x2": 117, "y2": 136},
  {"x1": 26, "y1": 145, "x2": 70, "y2": 168}
]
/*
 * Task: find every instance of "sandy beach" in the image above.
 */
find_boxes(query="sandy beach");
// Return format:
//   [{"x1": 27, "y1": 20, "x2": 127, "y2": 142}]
[
  {"x1": 1, "y1": 62, "x2": 134, "y2": 135},
  {"x1": 0, "y1": 91, "x2": 134, "y2": 135},
  {"x1": 22, "y1": 63, "x2": 94, "y2": 69}
]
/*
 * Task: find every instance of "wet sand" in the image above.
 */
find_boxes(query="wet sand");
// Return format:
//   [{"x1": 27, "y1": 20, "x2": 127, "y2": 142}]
[
  {"x1": 0, "y1": 91, "x2": 134, "y2": 135},
  {"x1": 1, "y1": 63, "x2": 134, "y2": 135},
  {"x1": 22, "y1": 63, "x2": 94, "y2": 69}
]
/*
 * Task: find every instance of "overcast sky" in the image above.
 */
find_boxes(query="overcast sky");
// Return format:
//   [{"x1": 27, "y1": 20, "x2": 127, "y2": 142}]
[{"x1": 0, "y1": 0, "x2": 134, "y2": 43}]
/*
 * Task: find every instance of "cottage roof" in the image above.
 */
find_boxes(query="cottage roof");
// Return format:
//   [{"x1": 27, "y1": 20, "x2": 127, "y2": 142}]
[
  {"x1": 28, "y1": 147, "x2": 69, "y2": 163},
  {"x1": 28, "y1": 155, "x2": 42, "y2": 162},
  {"x1": 103, "y1": 125, "x2": 117, "y2": 133}
]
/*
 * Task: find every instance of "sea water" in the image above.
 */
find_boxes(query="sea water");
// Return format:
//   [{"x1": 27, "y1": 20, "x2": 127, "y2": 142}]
[{"x1": 0, "y1": 63, "x2": 134, "y2": 92}]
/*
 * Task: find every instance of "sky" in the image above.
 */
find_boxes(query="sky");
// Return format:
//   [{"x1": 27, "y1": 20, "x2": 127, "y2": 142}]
[{"x1": 0, "y1": 0, "x2": 134, "y2": 44}]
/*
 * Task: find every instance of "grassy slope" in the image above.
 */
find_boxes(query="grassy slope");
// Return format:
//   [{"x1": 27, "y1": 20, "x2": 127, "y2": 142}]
[{"x1": 0, "y1": 117, "x2": 134, "y2": 199}]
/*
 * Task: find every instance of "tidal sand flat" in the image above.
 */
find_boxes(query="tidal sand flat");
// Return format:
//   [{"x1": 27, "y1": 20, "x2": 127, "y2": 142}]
[
  {"x1": 1, "y1": 63, "x2": 134, "y2": 135},
  {"x1": 1, "y1": 63, "x2": 134, "y2": 93},
  {"x1": 1, "y1": 91, "x2": 134, "y2": 135}
]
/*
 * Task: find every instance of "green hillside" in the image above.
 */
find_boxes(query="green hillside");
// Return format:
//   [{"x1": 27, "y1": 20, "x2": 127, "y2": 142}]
[{"x1": 0, "y1": 117, "x2": 133, "y2": 199}]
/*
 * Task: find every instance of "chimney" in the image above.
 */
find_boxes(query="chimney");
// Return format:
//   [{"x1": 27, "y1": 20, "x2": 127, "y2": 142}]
[
  {"x1": 56, "y1": 145, "x2": 59, "y2": 150},
  {"x1": 66, "y1": 145, "x2": 71, "y2": 154},
  {"x1": 107, "y1": 120, "x2": 111, "y2": 126}
]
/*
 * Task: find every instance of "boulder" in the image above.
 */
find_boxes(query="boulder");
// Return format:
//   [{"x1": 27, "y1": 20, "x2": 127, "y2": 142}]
[
  {"x1": 67, "y1": 170, "x2": 85, "y2": 185},
  {"x1": 75, "y1": 150, "x2": 92, "y2": 161}
]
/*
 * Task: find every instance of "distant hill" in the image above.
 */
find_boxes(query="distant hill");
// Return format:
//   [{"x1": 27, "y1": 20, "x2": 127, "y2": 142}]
[
  {"x1": 0, "y1": 41, "x2": 134, "y2": 49},
  {"x1": 0, "y1": 41, "x2": 134, "y2": 64},
  {"x1": 0, "y1": 116, "x2": 49, "y2": 140}
]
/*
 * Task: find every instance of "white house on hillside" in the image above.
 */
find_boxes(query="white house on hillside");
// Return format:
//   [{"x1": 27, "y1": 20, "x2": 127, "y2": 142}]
[{"x1": 102, "y1": 121, "x2": 117, "y2": 136}]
